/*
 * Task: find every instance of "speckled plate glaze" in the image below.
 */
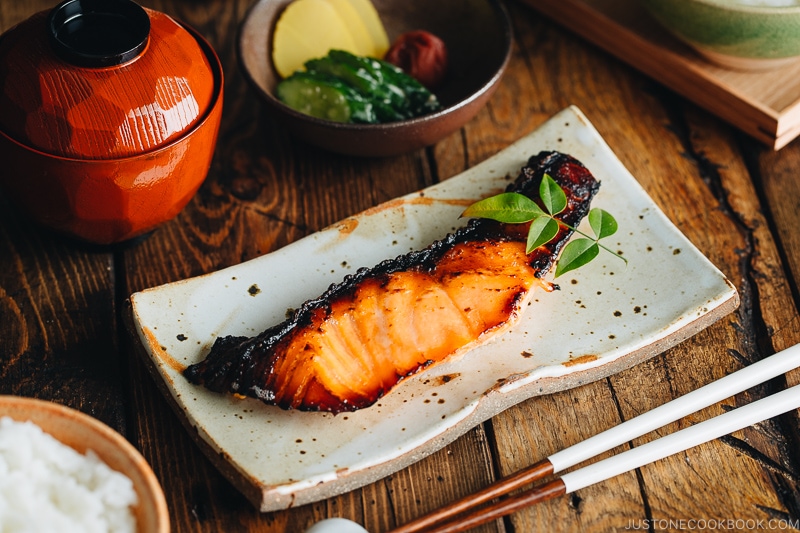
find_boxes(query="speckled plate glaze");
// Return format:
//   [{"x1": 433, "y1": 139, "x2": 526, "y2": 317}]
[{"x1": 128, "y1": 106, "x2": 739, "y2": 512}]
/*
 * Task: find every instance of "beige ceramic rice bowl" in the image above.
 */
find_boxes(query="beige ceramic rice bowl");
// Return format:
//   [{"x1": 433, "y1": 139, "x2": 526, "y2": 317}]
[{"x1": 0, "y1": 396, "x2": 168, "y2": 533}]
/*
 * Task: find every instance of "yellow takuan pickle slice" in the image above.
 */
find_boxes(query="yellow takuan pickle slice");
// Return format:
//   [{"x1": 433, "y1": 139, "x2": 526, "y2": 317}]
[
  {"x1": 272, "y1": 0, "x2": 358, "y2": 78},
  {"x1": 271, "y1": 0, "x2": 390, "y2": 78},
  {"x1": 335, "y1": 0, "x2": 389, "y2": 57},
  {"x1": 322, "y1": 0, "x2": 376, "y2": 57}
]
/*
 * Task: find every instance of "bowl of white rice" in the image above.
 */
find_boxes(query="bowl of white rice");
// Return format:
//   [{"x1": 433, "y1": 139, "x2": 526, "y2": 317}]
[
  {"x1": 639, "y1": 0, "x2": 800, "y2": 70},
  {"x1": 0, "y1": 396, "x2": 169, "y2": 533}
]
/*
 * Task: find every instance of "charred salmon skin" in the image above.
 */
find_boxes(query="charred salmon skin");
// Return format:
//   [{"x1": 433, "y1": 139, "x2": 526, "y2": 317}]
[{"x1": 184, "y1": 151, "x2": 600, "y2": 413}]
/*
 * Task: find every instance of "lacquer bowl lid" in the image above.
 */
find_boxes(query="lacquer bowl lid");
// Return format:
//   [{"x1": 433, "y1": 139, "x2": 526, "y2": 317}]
[{"x1": 0, "y1": 0, "x2": 215, "y2": 159}]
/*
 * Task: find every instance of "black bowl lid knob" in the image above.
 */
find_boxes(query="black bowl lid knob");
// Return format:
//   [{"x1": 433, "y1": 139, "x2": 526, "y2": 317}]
[{"x1": 47, "y1": 0, "x2": 150, "y2": 68}]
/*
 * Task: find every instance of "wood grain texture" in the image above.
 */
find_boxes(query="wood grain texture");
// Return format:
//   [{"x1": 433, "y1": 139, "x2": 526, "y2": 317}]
[
  {"x1": 1, "y1": 0, "x2": 799, "y2": 531},
  {"x1": 485, "y1": 2, "x2": 800, "y2": 531},
  {"x1": 0, "y1": 192, "x2": 125, "y2": 430}
]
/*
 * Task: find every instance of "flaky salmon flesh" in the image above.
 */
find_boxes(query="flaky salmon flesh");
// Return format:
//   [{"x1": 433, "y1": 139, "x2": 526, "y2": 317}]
[{"x1": 184, "y1": 151, "x2": 600, "y2": 413}]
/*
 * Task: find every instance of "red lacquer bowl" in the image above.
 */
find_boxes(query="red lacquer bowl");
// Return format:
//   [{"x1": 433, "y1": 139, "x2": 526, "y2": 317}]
[{"x1": 0, "y1": 0, "x2": 223, "y2": 245}]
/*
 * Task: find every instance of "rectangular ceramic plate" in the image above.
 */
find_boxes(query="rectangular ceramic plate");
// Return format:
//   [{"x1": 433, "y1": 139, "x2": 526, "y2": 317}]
[{"x1": 129, "y1": 106, "x2": 739, "y2": 512}]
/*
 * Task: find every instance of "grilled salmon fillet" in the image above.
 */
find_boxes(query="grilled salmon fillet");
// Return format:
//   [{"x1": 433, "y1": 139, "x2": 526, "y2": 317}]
[{"x1": 184, "y1": 151, "x2": 600, "y2": 413}]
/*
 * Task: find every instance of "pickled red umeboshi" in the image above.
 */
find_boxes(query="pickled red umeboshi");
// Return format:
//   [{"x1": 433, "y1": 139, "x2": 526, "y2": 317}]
[{"x1": 384, "y1": 30, "x2": 448, "y2": 90}]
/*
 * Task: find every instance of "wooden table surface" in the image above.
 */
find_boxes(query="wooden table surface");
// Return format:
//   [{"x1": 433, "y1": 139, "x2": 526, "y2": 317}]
[{"x1": 2, "y1": 0, "x2": 800, "y2": 532}]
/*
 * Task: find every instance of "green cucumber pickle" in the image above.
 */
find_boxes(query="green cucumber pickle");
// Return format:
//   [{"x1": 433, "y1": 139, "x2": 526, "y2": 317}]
[
  {"x1": 276, "y1": 71, "x2": 377, "y2": 123},
  {"x1": 276, "y1": 50, "x2": 441, "y2": 124}
]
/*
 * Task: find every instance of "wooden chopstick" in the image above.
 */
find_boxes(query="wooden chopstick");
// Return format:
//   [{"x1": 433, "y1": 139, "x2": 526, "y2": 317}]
[
  {"x1": 388, "y1": 344, "x2": 800, "y2": 533},
  {"x1": 388, "y1": 459, "x2": 555, "y2": 533}
]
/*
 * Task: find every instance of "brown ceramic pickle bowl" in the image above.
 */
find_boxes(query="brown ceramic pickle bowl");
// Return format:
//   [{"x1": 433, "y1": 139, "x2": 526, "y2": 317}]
[
  {"x1": 0, "y1": 0, "x2": 223, "y2": 245},
  {"x1": 238, "y1": 0, "x2": 513, "y2": 157},
  {"x1": 0, "y1": 395, "x2": 169, "y2": 533}
]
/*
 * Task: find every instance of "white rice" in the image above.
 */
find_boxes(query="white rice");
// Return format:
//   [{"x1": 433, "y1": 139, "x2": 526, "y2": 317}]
[{"x1": 0, "y1": 416, "x2": 138, "y2": 533}]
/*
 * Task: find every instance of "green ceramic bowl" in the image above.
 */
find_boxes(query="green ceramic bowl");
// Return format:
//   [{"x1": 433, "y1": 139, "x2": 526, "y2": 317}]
[{"x1": 640, "y1": 0, "x2": 800, "y2": 70}]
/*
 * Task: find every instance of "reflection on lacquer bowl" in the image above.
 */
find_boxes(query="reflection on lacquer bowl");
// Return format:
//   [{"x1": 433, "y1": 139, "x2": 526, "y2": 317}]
[{"x1": 0, "y1": 0, "x2": 223, "y2": 245}]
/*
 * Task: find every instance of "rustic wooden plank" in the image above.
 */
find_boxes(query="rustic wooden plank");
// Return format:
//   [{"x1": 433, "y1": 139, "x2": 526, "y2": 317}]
[
  {"x1": 0, "y1": 199, "x2": 126, "y2": 427},
  {"x1": 3, "y1": 0, "x2": 799, "y2": 531},
  {"x1": 483, "y1": 3, "x2": 800, "y2": 531},
  {"x1": 618, "y1": 45, "x2": 800, "y2": 533},
  {"x1": 739, "y1": 125, "x2": 800, "y2": 519},
  {"x1": 637, "y1": 100, "x2": 800, "y2": 528},
  {"x1": 751, "y1": 145, "x2": 800, "y2": 377},
  {"x1": 757, "y1": 146, "x2": 800, "y2": 289}
]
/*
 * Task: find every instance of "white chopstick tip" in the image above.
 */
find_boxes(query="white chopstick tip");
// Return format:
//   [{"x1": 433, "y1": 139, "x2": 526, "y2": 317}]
[
  {"x1": 561, "y1": 383, "x2": 800, "y2": 494},
  {"x1": 548, "y1": 343, "x2": 800, "y2": 474}
]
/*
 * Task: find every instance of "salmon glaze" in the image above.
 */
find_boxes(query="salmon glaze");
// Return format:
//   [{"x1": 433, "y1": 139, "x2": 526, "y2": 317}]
[{"x1": 184, "y1": 151, "x2": 600, "y2": 413}]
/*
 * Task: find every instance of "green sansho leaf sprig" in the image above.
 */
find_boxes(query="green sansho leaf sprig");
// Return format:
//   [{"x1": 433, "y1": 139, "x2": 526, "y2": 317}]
[{"x1": 461, "y1": 174, "x2": 627, "y2": 277}]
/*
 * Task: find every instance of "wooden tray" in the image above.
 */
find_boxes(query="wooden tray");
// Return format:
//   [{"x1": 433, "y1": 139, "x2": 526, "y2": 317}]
[{"x1": 518, "y1": 0, "x2": 800, "y2": 150}]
